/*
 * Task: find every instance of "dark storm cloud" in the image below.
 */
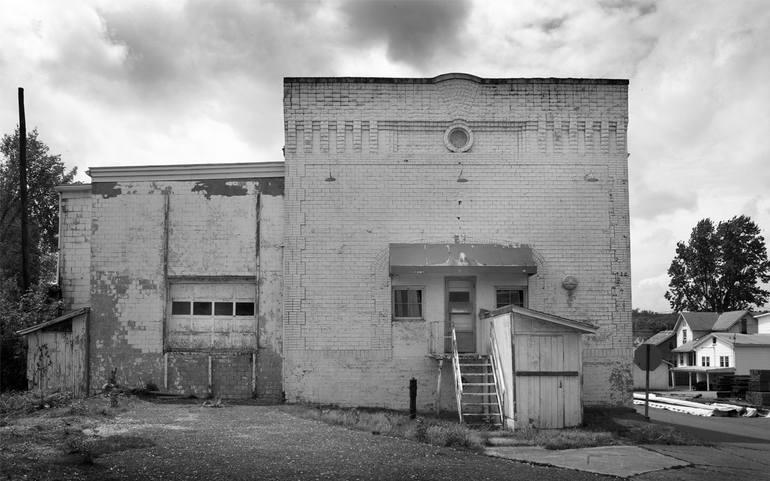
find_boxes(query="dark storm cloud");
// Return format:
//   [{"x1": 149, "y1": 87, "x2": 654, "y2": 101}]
[
  {"x1": 341, "y1": 0, "x2": 472, "y2": 67},
  {"x1": 539, "y1": 16, "x2": 568, "y2": 33},
  {"x1": 598, "y1": 0, "x2": 657, "y2": 17},
  {"x1": 98, "y1": 0, "x2": 337, "y2": 97}
]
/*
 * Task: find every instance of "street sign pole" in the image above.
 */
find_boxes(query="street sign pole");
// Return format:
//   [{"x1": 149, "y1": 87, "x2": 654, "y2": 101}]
[{"x1": 645, "y1": 344, "x2": 650, "y2": 419}]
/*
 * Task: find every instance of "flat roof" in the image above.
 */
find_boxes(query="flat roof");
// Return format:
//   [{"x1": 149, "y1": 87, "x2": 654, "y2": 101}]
[
  {"x1": 284, "y1": 73, "x2": 628, "y2": 85},
  {"x1": 87, "y1": 161, "x2": 285, "y2": 182}
]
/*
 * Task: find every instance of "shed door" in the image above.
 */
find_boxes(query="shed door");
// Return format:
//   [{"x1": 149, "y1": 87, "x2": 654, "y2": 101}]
[{"x1": 515, "y1": 334, "x2": 581, "y2": 428}]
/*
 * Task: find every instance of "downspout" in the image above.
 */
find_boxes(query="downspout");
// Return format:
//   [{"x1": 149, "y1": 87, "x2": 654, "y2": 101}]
[
  {"x1": 162, "y1": 191, "x2": 170, "y2": 390},
  {"x1": 253, "y1": 193, "x2": 261, "y2": 398}
]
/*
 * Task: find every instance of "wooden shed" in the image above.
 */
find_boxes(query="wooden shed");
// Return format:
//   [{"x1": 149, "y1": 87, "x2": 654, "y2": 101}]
[
  {"x1": 484, "y1": 305, "x2": 597, "y2": 429},
  {"x1": 17, "y1": 308, "x2": 89, "y2": 396}
]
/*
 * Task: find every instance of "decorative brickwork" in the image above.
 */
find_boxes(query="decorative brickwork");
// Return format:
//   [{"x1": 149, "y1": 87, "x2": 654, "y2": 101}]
[{"x1": 283, "y1": 75, "x2": 632, "y2": 409}]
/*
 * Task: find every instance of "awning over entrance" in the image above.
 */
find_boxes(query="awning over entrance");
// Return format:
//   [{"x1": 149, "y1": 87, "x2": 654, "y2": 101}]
[{"x1": 389, "y1": 243, "x2": 537, "y2": 274}]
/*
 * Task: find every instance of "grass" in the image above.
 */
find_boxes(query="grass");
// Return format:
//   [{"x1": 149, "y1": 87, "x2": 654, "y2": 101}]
[
  {"x1": 286, "y1": 404, "x2": 705, "y2": 452},
  {"x1": 284, "y1": 405, "x2": 485, "y2": 451}
]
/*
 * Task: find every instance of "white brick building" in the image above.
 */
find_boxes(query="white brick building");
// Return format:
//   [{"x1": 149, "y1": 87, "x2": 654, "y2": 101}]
[{"x1": 51, "y1": 74, "x2": 632, "y2": 411}]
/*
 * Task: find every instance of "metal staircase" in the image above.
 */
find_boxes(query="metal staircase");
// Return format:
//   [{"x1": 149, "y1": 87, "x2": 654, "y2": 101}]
[{"x1": 451, "y1": 329, "x2": 504, "y2": 426}]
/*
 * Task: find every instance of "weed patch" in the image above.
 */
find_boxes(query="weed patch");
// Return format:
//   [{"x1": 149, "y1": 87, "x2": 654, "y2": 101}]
[{"x1": 285, "y1": 405, "x2": 485, "y2": 451}]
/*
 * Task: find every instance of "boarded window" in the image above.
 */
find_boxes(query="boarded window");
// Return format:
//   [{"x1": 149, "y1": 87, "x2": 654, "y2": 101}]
[{"x1": 393, "y1": 288, "x2": 423, "y2": 319}]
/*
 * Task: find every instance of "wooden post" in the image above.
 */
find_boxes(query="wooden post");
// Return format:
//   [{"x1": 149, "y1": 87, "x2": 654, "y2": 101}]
[
  {"x1": 706, "y1": 372, "x2": 710, "y2": 391},
  {"x1": 688, "y1": 372, "x2": 692, "y2": 390},
  {"x1": 18, "y1": 87, "x2": 29, "y2": 290}
]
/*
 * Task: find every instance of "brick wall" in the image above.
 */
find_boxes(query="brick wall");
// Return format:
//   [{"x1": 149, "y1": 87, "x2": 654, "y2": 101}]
[
  {"x1": 283, "y1": 75, "x2": 632, "y2": 409},
  {"x1": 59, "y1": 188, "x2": 91, "y2": 311},
  {"x1": 60, "y1": 178, "x2": 283, "y2": 397}
]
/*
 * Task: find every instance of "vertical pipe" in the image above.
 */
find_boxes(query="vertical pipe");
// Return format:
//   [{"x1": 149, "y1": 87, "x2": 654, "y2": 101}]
[
  {"x1": 208, "y1": 354, "x2": 213, "y2": 398},
  {"x1": 434, "y1": 359, "x2": 443, "y2": 416},
  {"x1": 18, "y1": 87, "x2": 29, "y2": 290},
  {"x1": 162, "y1": 192, "x2": 170, "y2": 350},
  {"x1": 251, "y1": 352, "x2": 257, "y2": 397},
  {"x1": 163, "y1": 352, "x2": 168, "y2": 390},
  {"x1": 254, "y1": 194, "x2": 261, "y2": 397},
  {"x1": 409, "y1": 378, "x2": 417, "y2": 419}
]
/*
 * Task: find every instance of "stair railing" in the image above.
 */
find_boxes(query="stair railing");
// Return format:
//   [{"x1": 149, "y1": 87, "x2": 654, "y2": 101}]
[
  {"x1": 488, "y1": 326, "x2": 506, "y2": 427},
  {"x1": 451, "y1": 328, "x2": 463, "y2": 422}
]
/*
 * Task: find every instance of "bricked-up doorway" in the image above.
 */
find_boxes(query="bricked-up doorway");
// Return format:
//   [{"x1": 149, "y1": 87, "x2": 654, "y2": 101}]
[{"x1": 446, "y1": 277, "x2": 476, "y2": 353}]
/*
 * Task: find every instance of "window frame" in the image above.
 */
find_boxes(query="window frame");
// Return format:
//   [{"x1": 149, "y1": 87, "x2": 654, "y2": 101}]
[
  {"x1": 494, "y1": 286, "x2": 527, "y2": 309},
  {"x1": 720, "y1": 355, "x2": 730, "y2": 367},
  {"x1": 392, "y1": 285, "x2": 425, "y2": 321},
  {"x1": 701, "y1": 356, "x2": 710, "y2": 367}
]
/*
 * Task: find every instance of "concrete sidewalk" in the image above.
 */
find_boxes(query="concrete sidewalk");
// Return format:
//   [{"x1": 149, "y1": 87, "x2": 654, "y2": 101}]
[
  {"x1": 486, "y1": 443, "x2": 770, "y2": 479},
  {"x1": 486, "y1": 445, "x2": 688, "y2": 478}
]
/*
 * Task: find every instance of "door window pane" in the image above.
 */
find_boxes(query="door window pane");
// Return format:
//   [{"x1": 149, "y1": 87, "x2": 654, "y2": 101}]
[
  {"x1": 214, "y1": 302, "x2": 233, "y2": 316},
  {"x1": 171, "y1": 301, "x2": 191, "y2": 315},
  {"x1": 235, "y1": 302, "x2": 255, "y2": 316},
  {"x1": 193, "y1": 302, "x2": 212, "y2": 316}
]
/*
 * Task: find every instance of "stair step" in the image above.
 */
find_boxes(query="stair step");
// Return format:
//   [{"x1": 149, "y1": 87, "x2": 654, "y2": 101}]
[
  {"x1": 462, "y1": 382, "x2": 496, "y2": 386},
  {"x1": 462, "y1": 393, "x2": 496, "y2": 397},
  {"x1": 462, "y1": 402, "x2": 499, "y2": 406},
  {"x1": 459, "y1": 363, "x2": 492, "y2": 367}
]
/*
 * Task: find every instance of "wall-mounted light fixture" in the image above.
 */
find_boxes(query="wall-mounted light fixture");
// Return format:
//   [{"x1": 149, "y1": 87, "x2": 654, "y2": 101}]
[
  {"x1": 324, "y1": 168, "x2": 336, "y2": 182},
  {"x1": 456, "y1": 161, "x2": 468, "y2": 183}
]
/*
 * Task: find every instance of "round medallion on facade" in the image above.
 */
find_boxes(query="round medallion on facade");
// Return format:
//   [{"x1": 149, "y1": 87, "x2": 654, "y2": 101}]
[{"x1": 444, "y1": 121, "x2": 473, "y2": 153}]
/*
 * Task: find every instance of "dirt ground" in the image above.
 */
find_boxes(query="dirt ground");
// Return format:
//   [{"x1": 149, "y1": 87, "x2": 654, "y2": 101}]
[{"x1": 0, "y1": 397, "x2": 616, "y2": 481}]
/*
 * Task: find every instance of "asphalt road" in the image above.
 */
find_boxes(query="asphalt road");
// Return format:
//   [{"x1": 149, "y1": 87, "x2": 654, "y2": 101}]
[
  {"x1": 84, "y1": 403, "x2": 616, "y2": 481},
  {"x1": 636, "y1": 404, "x2": 770, "y2": 443}
]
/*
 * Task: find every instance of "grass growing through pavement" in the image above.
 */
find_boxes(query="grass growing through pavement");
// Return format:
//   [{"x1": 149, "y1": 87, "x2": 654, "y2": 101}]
[
  {"x1": 284, "y1": 405, "x2": 485, "y2": 451},
  {"x1": 287, "y1": 405, "x2": 704, "y2": 451}
]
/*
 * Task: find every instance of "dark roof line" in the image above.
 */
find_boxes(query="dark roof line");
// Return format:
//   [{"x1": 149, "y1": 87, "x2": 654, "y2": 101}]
[{"x1": 16, "y1": 307, "x2": 89, "y2": 336}]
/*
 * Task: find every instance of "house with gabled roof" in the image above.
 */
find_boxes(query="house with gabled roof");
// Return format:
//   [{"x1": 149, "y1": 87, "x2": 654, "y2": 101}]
[{"x1": 670, "y1": 310, "x2": 763, "y2": 389}]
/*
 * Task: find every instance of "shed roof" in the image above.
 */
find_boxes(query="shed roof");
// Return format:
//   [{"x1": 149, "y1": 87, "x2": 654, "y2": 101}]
[
  {"x1": 712, "y1": 310, "x2": 750, "y2": 331},
  {"x1": 16, "y1": 307, "x2": 89, "y2": 336},
  {"x1": 484, "y1": 305, "x2": 598, "y2": 333},
  {"x1": 643, "y1": 330, "x2": 675, "y2": 346}
]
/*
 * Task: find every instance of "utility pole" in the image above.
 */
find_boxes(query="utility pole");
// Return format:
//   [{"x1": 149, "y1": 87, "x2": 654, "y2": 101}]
[{"x1": 18, "y1": 87, "x2": 29, "y2": 291}]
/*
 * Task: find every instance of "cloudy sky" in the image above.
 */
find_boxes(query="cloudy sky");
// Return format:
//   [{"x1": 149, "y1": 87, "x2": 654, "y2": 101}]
[{"x1": 2, "y1": 0, "x2": 769, "y2": 312}]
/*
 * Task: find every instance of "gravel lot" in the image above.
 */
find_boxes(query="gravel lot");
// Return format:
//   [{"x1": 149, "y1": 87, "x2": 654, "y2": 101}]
[{"x1": 2, "y1": 399, "x2": 616, "y2": 480}]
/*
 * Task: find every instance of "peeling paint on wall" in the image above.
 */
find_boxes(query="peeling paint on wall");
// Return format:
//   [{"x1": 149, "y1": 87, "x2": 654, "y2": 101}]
[
  {"x1": 92, "y1": 182, "x2": 121, "y2": 199},
  {"x1": 191, "y1": 180, "x2": 249, "y2": 199}
]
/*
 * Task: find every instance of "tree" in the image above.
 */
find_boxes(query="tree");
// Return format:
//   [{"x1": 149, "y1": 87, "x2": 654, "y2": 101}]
[
  {"x1": 0, "y1": 127, "x2": 76, "y2": 289},
  {"x1": 665, "y1": 215, "x2": 770, "y2": 312}
]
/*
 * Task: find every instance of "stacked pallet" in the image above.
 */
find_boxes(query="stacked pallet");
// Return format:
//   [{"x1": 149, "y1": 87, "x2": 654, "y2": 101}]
[
  {"x1": 715, "y1": 374, "x2": 735, "y2": 398},
  {"x1": 732, "y1": 375, "x2": 750, "y2": 398},
  {"x1": 746, "y1": 370, "x2": 770, "y2": 407}
]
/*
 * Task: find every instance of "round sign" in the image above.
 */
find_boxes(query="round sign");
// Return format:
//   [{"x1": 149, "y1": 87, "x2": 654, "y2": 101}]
[{"x1": 633, "y1": 344, "x2": 663, "y2": 370}]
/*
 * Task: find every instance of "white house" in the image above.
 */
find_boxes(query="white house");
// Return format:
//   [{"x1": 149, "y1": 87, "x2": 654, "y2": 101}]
[
  {"x1": 755, "y1": 312, "x2": 770, "y2": 334},
  {"x1": 671, "y1": 310, "x2": 765, "y2": 389}
]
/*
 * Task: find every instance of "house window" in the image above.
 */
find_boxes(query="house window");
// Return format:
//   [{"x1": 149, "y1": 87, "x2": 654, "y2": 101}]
[
  {"x1": 393, "y1": 287, "x2": 423, "y2": 319},
  {"x1": 495, "y1": 288, "x2": 526, "y2": 309},
  {"x1": 682, "y1": 329, "x2": 687, "y2": 344},
  {"x1": 720, "y1": 356, "x2": 730, "y2": 367},
  {"x1": 741, "y1": 318, "x2": 748, "y2": 334},
  {"x1": 701, "y1": 356, "x2": 710, "y2": 367},
  {"x1": 678, "y1": 353, "x2": 683, "y2": 366}
]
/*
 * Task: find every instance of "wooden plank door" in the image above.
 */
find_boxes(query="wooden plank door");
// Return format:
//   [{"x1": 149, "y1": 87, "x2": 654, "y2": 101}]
[
  {"x1": 445, "y1": 278, "x2": 476, "y2": 353},
  {"x1": 515, "y1": 334, "x2": 579, "y2": 428}
]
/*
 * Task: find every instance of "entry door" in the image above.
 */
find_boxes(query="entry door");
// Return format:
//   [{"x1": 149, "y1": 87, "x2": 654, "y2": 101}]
[{"x1": 446, "y1": 278, "x2": 476, "y2": 353}]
